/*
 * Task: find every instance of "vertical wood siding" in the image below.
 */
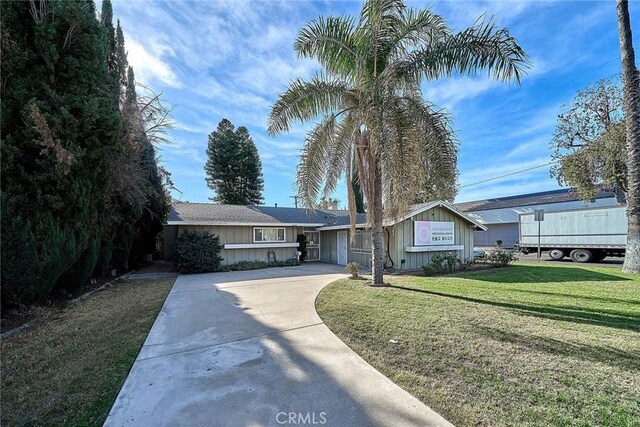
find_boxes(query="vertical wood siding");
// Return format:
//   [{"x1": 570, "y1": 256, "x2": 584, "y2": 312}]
[
  {"x1": 177, "y1": 225, "x2": 299, "y2": 265},
  {"x1": 320, "y1": 230, "x2": 338, "y2": 263},
  {"x1": 394, "y1": 206, "x2": 474, "y2": 272}
]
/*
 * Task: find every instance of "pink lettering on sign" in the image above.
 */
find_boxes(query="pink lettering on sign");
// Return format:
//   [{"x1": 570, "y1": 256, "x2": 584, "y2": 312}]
[{"x1": 414, "y1": 221, "x2": 455, "y2": 246}]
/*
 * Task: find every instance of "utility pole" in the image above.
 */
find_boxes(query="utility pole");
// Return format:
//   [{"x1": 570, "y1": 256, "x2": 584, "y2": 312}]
[{"x1": 290, "y1": 195, "x2": 299, "y2": 208}]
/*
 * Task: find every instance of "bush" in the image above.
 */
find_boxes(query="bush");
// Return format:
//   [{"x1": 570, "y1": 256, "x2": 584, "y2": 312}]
[
  {"x1": 486, "y1": 249, "x2": 518, "y2": 267},
  {"x1": 422, "y1": 266, "x2": 436, "y2": 276},
  {"x1": 229, "y1": 260, "x2": 268, "y2": 271},
  {"x1": 345, "y1": 262, "x2": 361, "y2": 279},
  {"x1": 226, "y1": 258, "x2": 300, "y2": 271},
  {"x1": 422, "y1": 252, "x2": 475, "y2": 276},
  {"x1": 430, "y1": 252, "x2": 461, "y2": 274},
  {"x1": 296, "y1": 234, "x2": 307, "y2": 262},
  {"x1": 173, "y1": 230, "x2": 224, "y2": 273}
]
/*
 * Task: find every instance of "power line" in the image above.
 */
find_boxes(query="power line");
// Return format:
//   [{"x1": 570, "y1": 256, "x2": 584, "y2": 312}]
[{"x1": 459, "y1": 160, "x2": 558, "y2": 189}]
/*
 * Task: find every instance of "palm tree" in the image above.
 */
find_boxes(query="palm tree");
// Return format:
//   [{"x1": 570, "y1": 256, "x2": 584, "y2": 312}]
[
  {"x1": 268, "y1": 0, "x2": 528, "y2": 285},
  {"x1": 617, "y1": 0, "x2": 640, "y2": 274}
]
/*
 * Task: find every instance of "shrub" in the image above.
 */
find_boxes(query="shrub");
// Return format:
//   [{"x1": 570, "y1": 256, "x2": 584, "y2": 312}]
[
  {"x1": 281, "y1": 258, "x2": 300, "y2": 267},
  {"x1": 230, "y1": 260, "x2": 268, "y2": 271},
  {"x1": 429, "y1": 252, "x2": 461, "y2": 274},
  {"x1": 422, "y1": 252, "x2": 475, "y2": 276},
  {"x1": 296, "y1": 234, "x2": 307, "y2": 262},
  {"x1": 173, "y1": 230, "x2": 224, "y2": 273},
  {"x1": 486, "y1": 249, "x2": 518, "y2": 267},
  {"x1": 227, "y1": 258, "x2": 300, "y2": 271},
  {"x1": 495, "y1": 239, "x2": 503, "y2": 248},
  {"x1": 422, "y1": 265, "x2": 436, "y2": 276},
  {"x1": 345, "y1": 262, "x2": 361, "y2": 279}
]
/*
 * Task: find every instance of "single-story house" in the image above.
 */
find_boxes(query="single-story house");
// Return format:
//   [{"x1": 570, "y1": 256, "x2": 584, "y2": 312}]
[
  {"x1": 164, "y1": 200, "x2": 486, "y2": 271},
  {"x1": 455, "y1": 188, "x2": 622, "y2": 248}
]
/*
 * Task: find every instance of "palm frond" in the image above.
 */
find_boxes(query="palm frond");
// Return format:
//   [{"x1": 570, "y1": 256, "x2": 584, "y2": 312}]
[
  {"x1": 323, "y1": 113, "x2": 358, "y2": 197},
  {"x1": 390, "y1": 8, "x2": 449, "y2": 54},
  {"x1": 393, "y1": 17, "x2": 530, "y2": 84},
  {"x1": 296, "y1": 114, "x2": 338, "y2": 208},
  {"x1": 294, "y1": 15, "x2": 358, "y2": 77},
  {"x1": 268, "y1": 74, "x2": 351, "y2": 135}
]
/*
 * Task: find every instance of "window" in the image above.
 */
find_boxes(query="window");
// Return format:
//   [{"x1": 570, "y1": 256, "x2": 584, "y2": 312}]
[
  {"x1": 253, "y1": 227, "x2": 286, "y2": 243},
  {"x1": 351, "y1": 230, "x2": 372, "y2": 253}
]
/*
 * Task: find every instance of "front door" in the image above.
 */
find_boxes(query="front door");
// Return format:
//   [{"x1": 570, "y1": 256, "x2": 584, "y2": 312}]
[
  {"x1": 303, "y1": 231, "x2": 320, "y2": 261},
  {"x1": 337, "y1": 231, "x2": 348, "y2": 265}
]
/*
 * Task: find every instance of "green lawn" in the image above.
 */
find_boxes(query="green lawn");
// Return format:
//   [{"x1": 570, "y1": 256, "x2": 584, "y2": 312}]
[
  {"x1": 1, "y1": 277, "x2": 175, "y2": 426},
  {"x1": 316, "y1": 263, "x2": 640, "y2": 427}
]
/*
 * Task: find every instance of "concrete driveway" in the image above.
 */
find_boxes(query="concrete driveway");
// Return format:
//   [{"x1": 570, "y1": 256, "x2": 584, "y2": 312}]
[{"x1": 105, "y1": 263, "x2": 452, "y2": 427}]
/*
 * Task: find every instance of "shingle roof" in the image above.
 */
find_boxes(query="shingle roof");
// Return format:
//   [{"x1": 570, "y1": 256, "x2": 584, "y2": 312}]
[
  {"x1": 316, "y1": 200, "x2": 487, "y2": 230},
  {"x1": 167, "y1": 202, "x2": 350, "y2": 225},
  {"x1": 455, "y1": 188, "x2": 617, "y2": 212},
  {"x1": 318, "y1": 213, "x2": 369, "y2": 227},
  {"x1": 168, "y1": 200, "x2": 487, "y2": 229}
]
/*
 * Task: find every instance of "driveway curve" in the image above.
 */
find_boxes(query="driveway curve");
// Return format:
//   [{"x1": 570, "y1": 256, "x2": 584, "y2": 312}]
[{"x1": 106, "y1": 263, "x2": 452, "y2": 427}]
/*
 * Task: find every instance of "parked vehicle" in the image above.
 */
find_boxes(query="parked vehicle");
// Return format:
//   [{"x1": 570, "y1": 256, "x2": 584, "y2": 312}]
[
  {"x1": 516, "y1": 205, "x2": 626, "y2": 263},
  {"x1": 473, "y1": 247, "x2": 486, "y2": 258}
]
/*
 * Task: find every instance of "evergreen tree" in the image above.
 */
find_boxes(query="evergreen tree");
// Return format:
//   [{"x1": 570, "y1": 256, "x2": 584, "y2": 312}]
[
  {"x1": 205, "y1": 119, "x2": 264, "y2": 204},
  {"x1": 0, "y1": 0, "x2": 170, "y2": 304},
  {"x1": 1, "y1": 0, "x2": 121, "y2": 303},
  {"x1": 351, "y1": 172, "x2": 365, "y2": 214}
]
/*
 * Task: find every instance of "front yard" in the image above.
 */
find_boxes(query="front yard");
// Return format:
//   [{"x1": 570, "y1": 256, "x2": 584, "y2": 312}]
[
  {"x1": 1, "y1": 277, "x2": 175, "y2": 426},
  {"x1": 316, "y1": 263, "x2": 640, "y2": 426}
]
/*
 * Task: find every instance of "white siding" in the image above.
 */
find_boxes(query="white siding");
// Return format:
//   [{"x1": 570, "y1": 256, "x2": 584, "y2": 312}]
[{"x1": 466, "y1": 197, "x2": 619, "y2": 225}]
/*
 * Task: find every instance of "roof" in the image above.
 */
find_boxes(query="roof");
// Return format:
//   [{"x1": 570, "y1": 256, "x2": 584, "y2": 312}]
[
  {"x1": 317, "y1": 201, "x2": 487, "y2": 231},
  {"x1": 167, "y1": 202, "x2": 349, "y2": 226},
  {"x1": 167, "y1": 200, "x2": 486, "y2": 230},
  {"x1": 455, "y1": 188, "x2": 617, "y2": 213}
]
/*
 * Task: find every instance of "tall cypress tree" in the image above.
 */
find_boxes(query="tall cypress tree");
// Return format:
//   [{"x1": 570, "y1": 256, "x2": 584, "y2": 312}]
[
  {"x1": 351, "y1": 172, "x2": 365, "y2": 214},
  {"x1": 1, "y1": 0, "x2": 120, "y2": 303},
  {"x1": 205, "y1": 119, "x2": 264, "y2": 204},
  {"x1": 0, "y1": 0, "x2": 170, "y2": 304}
]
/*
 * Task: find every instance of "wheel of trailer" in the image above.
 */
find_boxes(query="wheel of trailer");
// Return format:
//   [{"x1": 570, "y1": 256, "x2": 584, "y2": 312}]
[
  {"x1": 570, "y1": 249, "x2": 592, "y2": 263},
  {"x1": 549, "y1": 249, "x2": 565, "y2": 261}
]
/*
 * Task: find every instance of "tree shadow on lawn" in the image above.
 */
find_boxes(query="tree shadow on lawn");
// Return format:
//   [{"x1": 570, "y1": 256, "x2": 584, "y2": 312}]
[
  {"x1": 505, "y1": 288, "x2": 640, "y2": 306},
  {"x1": 475, "y1": 325, "x2": 640, "y2": 372},
  {"x1": 388, "y1": 286, "x2": 640, "y2": 332},
  {"x1": 458, "y1": 265, "x2": 632, "y2": 284}
]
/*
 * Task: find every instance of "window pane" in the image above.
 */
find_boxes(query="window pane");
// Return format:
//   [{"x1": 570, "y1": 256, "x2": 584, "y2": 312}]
[
  {"x1": 351, "y1": 231, "x2": 372, "y2": 252},
  {"x1": 277, "y1": 229, "x2": 285, "y2": 241},
  {"x1": 254, "y1": 228, "x2": 263, "y2": 242}
]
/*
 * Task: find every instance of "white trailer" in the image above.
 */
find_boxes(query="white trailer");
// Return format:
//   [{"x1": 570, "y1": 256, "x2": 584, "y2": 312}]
[{"x1": 517, "y1": 205, "x2": 626, "y2": 263}]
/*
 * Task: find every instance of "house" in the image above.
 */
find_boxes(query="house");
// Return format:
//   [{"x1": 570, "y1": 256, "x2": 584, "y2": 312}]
[
  {"x1": 455, "y1": 188, "x2": 621, "y2": 248},
  {"x1": 164, "y1": 200, "x2": 486, "y2": 271}
]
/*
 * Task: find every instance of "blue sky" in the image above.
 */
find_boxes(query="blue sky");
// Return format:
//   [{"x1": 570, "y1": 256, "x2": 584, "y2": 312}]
[{"x1": 107, "y1": 0, "x2": 639, "y2": 206}]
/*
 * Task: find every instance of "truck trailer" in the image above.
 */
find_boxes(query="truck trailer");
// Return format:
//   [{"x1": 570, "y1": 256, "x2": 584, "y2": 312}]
[{"x1": 517, "y1": 205, "x2": 626, "y2": 263}]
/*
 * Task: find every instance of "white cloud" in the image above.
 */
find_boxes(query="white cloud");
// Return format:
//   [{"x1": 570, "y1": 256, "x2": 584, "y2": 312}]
[
  {"x1": 422, "y1": 77, "x2": 503, "y2": 110},
  {"x1": 125, "y1": 36, "x2": 181, "y2": 88},
  {"x1": 504, "y1": 137, "x2": 549, "y2": 159}
]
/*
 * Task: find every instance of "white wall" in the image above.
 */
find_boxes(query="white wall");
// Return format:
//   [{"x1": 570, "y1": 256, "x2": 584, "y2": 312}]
[{"x1": 466, "y1": 197, "x2": 620, "y2": 225}]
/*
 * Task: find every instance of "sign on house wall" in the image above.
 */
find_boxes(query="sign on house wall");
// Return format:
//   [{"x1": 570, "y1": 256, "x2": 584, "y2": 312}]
[{"x1": 414, "y1": 221, "x2": 455, "y2": 246}]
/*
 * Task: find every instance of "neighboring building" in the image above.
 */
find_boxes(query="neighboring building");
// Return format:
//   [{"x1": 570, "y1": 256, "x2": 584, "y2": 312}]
[
  {"x1": 164, "y1": 200, "x2": 485, "y2": 271},
  {"x1": 455, "y1": 188, "x2": 621, "y2": 248}
]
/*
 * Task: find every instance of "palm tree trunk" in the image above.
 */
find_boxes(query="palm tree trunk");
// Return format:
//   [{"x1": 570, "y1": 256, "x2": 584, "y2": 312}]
[
  {"x1": 617, "y1": 0, "x2": 640, "y2": 273},
  {"x1": 371, "y1": 158, "x2": 385, "y2": 285}
]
